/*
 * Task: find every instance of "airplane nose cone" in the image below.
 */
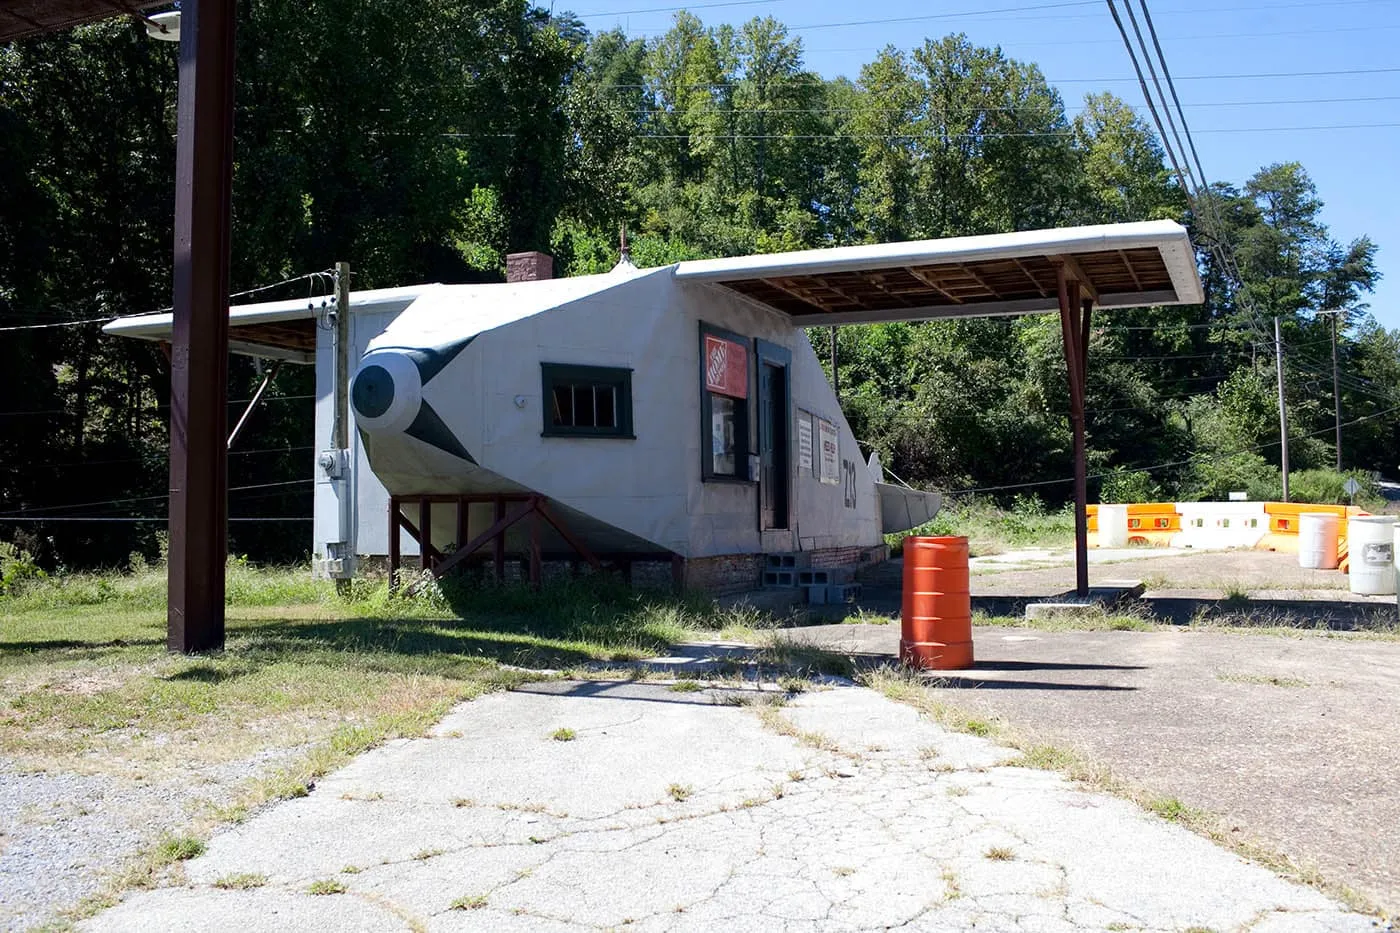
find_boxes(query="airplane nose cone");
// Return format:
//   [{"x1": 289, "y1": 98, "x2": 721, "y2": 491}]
[{"x1": 351, "y1": 350, "x2": 421, "y2": 435}]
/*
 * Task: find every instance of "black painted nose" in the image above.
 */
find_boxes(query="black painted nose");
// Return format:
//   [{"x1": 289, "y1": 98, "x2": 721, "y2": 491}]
[{"x1": 352, "y1": 364, "x2": 394, "y2": 419}]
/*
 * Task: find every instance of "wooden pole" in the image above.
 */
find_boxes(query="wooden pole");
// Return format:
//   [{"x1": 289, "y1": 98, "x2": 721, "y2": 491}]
[
  {"x1": 168, "y1": 0, "x2": 237, "y2": 654},
  {"x1": 331, "y1": 262, "x2": 351, "y2": 450},
  {"x1": 1331, "y1": 311, "x2": 1343, "y2": 471},
  {"x1": 829, "y1": 326, "x2": 839, "y2": 398},
  {"x1": 1275, "y1": 316, "x2": 1290, "y2": 502}
]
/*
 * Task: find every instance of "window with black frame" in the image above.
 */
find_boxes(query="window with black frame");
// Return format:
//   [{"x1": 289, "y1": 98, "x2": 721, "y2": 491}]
[
  {"x1": 540, "y1": 363, "x2": 634, "y2": 438},
  {"x1": 699, "y1": 325, "x2": 751, "y2": 480}
]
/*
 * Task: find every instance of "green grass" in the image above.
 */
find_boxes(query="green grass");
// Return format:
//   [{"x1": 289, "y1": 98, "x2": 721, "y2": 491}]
[
  {"x1": 889, "y1": 496, "x2": 1074, "y2": 557},
  {"x1": 154, "y1": 835, "x2": 205, "y2": 863},
  {"x1": 450, "y1": 893, "x2": 488, "y2": 910},
  {"x1": 974, "y1": 609, "x2": 1158, "y2": 634},
  {"x1": 667, "y1": 782, "x2": 693, "y2": 802},
  {"x1": 307, "y1": 878, "x2": 346, "y2": 895},
  {"x1": 0, "y1": 563, "x2": 768, "y2": 926},
  {"x1": 550, "y1": 727, "x2": 577, "y2": 742},
  {"x1": 0, "y1": 568, "x2": 764, "y2": 773},
  {"x1": 212, "y1": 873, "x2": 267, "y2": 890}
]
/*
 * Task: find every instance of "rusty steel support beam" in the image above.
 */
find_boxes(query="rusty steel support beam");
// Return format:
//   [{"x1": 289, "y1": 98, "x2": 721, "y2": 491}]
[
  {"x1": 167, "y1": 0, "x2": 237, "y2": 654},
  {"x1": 1057, "y1": 265, "x2": 1090, "y2": 598}
]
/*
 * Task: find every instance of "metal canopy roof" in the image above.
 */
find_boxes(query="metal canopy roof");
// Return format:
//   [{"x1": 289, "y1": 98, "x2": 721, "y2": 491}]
[
  {"x1": 0, "y1": 0, "x2": 164, "y2": 42},
  {"x1": 673, "y1": 220, "x2": 1202, "y2": 325},
  {"x1": 103, "y1": 286, "x2": 431, "y2": 365}
]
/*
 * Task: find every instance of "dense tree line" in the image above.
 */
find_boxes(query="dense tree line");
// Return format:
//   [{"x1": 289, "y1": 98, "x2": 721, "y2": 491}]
[{"x1": 0, "y1": 4, "x2": 1388, "y2": 568}]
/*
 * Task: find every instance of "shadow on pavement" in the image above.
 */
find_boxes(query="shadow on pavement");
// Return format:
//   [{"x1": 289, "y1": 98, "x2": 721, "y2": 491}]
[
  {"x1": 515, "y1": 680, "x2": 767, "y2": 707},
  {"x1": 972, "y1": 659, "x2": 1146, "y2": 672},
  {"x1": 923, "y1": 675, "x2": 1137, "y2": 692}
]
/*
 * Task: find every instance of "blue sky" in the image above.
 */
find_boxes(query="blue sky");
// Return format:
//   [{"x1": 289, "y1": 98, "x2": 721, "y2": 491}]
[{"x1": 564, "y1": 0, "x2": 1400, "y2": 329}]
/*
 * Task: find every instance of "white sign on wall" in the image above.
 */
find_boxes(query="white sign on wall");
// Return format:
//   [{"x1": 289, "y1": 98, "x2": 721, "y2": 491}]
[
  {"x1": 818, "y1": 417, "x2": 840, "y2": 485},
  {"x1": 797, "y1": 411, "x2": 814, "y2": 472}
]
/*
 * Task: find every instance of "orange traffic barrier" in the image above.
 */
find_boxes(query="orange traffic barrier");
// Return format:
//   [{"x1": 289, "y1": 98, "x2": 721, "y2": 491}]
[
  {"x1": 1087, "y1": 503, "x2": 1180, "y2": 547},
  {"x1": 901, "y1": 536, "x2": 974, "y2": 670},
  {"x1": 1125, "y1": 503, "x2": 1180, "y2": 546}
]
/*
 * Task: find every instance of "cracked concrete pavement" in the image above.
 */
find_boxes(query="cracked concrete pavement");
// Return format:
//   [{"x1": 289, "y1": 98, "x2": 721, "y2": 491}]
[{"x1": 81, "y1": 680, "x2": 1382, "y2": 932}]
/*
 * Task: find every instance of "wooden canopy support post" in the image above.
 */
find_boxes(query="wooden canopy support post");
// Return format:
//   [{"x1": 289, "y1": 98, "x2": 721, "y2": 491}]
[
  {"x1": 1056, "y1": 264, "x2": 1092, "y2": 598},
  {"x1": 167, "y1": 0, "x2": 237, "y2": 654}
]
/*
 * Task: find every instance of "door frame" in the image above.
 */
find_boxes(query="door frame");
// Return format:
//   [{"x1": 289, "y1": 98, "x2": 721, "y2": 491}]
[{"x1": 754, "y1": 339, "x2": 792, "y2": 531}]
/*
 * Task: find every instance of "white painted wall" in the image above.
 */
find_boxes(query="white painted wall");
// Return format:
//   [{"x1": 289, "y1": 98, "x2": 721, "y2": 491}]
[{"x1": 353, "y1": 267, "x2": 881, "y2": 560}]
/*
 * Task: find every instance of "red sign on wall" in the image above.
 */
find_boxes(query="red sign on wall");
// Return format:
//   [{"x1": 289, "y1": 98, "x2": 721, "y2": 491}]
[{"x1": 704, "y1": 335, "x2": 748, "y2": 398}]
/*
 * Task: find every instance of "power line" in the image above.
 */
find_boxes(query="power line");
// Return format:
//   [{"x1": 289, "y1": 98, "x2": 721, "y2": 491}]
[
  {"x1": 0, "y1": 393, "x2": 314, "y2": 419},
  {"x1": 0, "y1": 270, "x2": 335, "y2": 333},
  {"x1": 0, "y1": 516, "x2": 313, "y2": 523},
  {"x1": 593, "y1": 63, "x2": 1400, "y2": 88},
  {"x1": 808, "y1": 23, "x2": 1400, "y2": 53},
  {"x1": 946, "y1": 402, "x2": 1400, "y2": 495},
  {"x1": 571, "y1": 94, "x2": 1400, "y2": 116},
  {"x1": 591, "y1": 0, "x2": 1400, "y2": 28},
  {"x1": 0, "y1": 479, "x2": 311, "y2": 519}
]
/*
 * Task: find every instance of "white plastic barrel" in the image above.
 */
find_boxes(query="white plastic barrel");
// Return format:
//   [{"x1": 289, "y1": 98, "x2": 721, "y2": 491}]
[
  {"x1": 1347, "y1": 516, "x2": 1397, "y2": 595},
  {"x1": 1098, "y1": 504, "x2": 1130, "y2": 548},
  {"x1": 1297, "y1": 512, "x2": 1341, "y2": 570}
]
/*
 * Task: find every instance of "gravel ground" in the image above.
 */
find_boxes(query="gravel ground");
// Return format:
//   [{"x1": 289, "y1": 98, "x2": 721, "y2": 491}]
[
  {"x1": 0, "y1": 762, "x2": 189, "y2": 930},
  {"x1": 0, "y1": 743, "x2": 311, "y2": 931}
]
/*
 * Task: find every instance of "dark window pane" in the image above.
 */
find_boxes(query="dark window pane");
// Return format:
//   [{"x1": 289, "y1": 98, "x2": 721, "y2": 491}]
[
  {"x1": 574, "y1": 385, "x2": 596, "y2": 427},
  {"x1": 551, "y1": 384, "x2": 573, "y2": 427},
  {"x1": 596, "y1": 386, "x2": 616, "y2": 428}
]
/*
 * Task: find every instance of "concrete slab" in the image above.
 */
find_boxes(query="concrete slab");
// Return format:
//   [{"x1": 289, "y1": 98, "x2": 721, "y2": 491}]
[
  {"x1": 82, "y1": 680, "x2": 1381, "y2": 932},
  {"x1": 788, "y1": 622, "x2": 1400, "y2": 917}
]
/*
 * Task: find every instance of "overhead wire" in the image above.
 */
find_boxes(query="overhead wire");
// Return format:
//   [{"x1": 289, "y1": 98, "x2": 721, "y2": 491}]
[
  {"x1": 0, "y1": 270, "x2": 335, "y2": 333},
  {"x1": 945, "y1": 402, "x2": 1400, "y2": 495},
  {"x1": 0, "y1": 479, "x2": 312, "y2": 520}
]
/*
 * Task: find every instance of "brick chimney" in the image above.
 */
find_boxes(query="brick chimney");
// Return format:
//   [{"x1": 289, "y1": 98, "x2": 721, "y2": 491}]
[{"x1": 505, "y1": 251, "x2": 553, "y2": 282}]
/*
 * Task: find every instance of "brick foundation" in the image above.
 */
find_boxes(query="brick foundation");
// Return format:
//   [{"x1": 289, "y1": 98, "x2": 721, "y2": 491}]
[{"x1": 682, "y1": 544, "x2": 888, "y2": 596}]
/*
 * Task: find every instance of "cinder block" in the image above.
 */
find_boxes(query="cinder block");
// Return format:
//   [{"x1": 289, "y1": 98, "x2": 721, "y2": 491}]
[
  {"x1": 825, "y1": 583, "x2": 862, "y2": 604},
  {"x1": 762, "y1": 569, "x2": 797, "y2": 588},
  {"x1": 798, "y1": 569, "x2": 832, "y2": 586},
  {"x1": 805, "y1": 584, "x2": 829, "y2": 604}
]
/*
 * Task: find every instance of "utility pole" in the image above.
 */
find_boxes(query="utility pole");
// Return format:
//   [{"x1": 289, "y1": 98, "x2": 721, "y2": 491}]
[
  {"x1": 1329, "y1": 310, "x2": 1343, "y2": 470},
  {"x1": 829, "y1": 326, "x2": 839, "y2": 398},
  {"x1": 332, "y1": 262, "x2": 351, "y2": 450},
  {"x1": 331, "y1": 261, "x2": 353, "y2": 597},
  {"x1": 1274, "y1": 316, "x2": 1290, "y2": 502}
]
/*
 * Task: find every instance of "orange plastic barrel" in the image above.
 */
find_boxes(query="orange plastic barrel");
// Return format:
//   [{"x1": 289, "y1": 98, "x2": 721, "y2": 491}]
[{"x1": 900, "y1": 536, "x2": 974, "y2": 670}]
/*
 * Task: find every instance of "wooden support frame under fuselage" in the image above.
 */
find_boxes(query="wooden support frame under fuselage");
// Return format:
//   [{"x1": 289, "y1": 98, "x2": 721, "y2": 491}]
[{"x1": 387, "y1": 494, "x2": 681, "y2": 592}]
